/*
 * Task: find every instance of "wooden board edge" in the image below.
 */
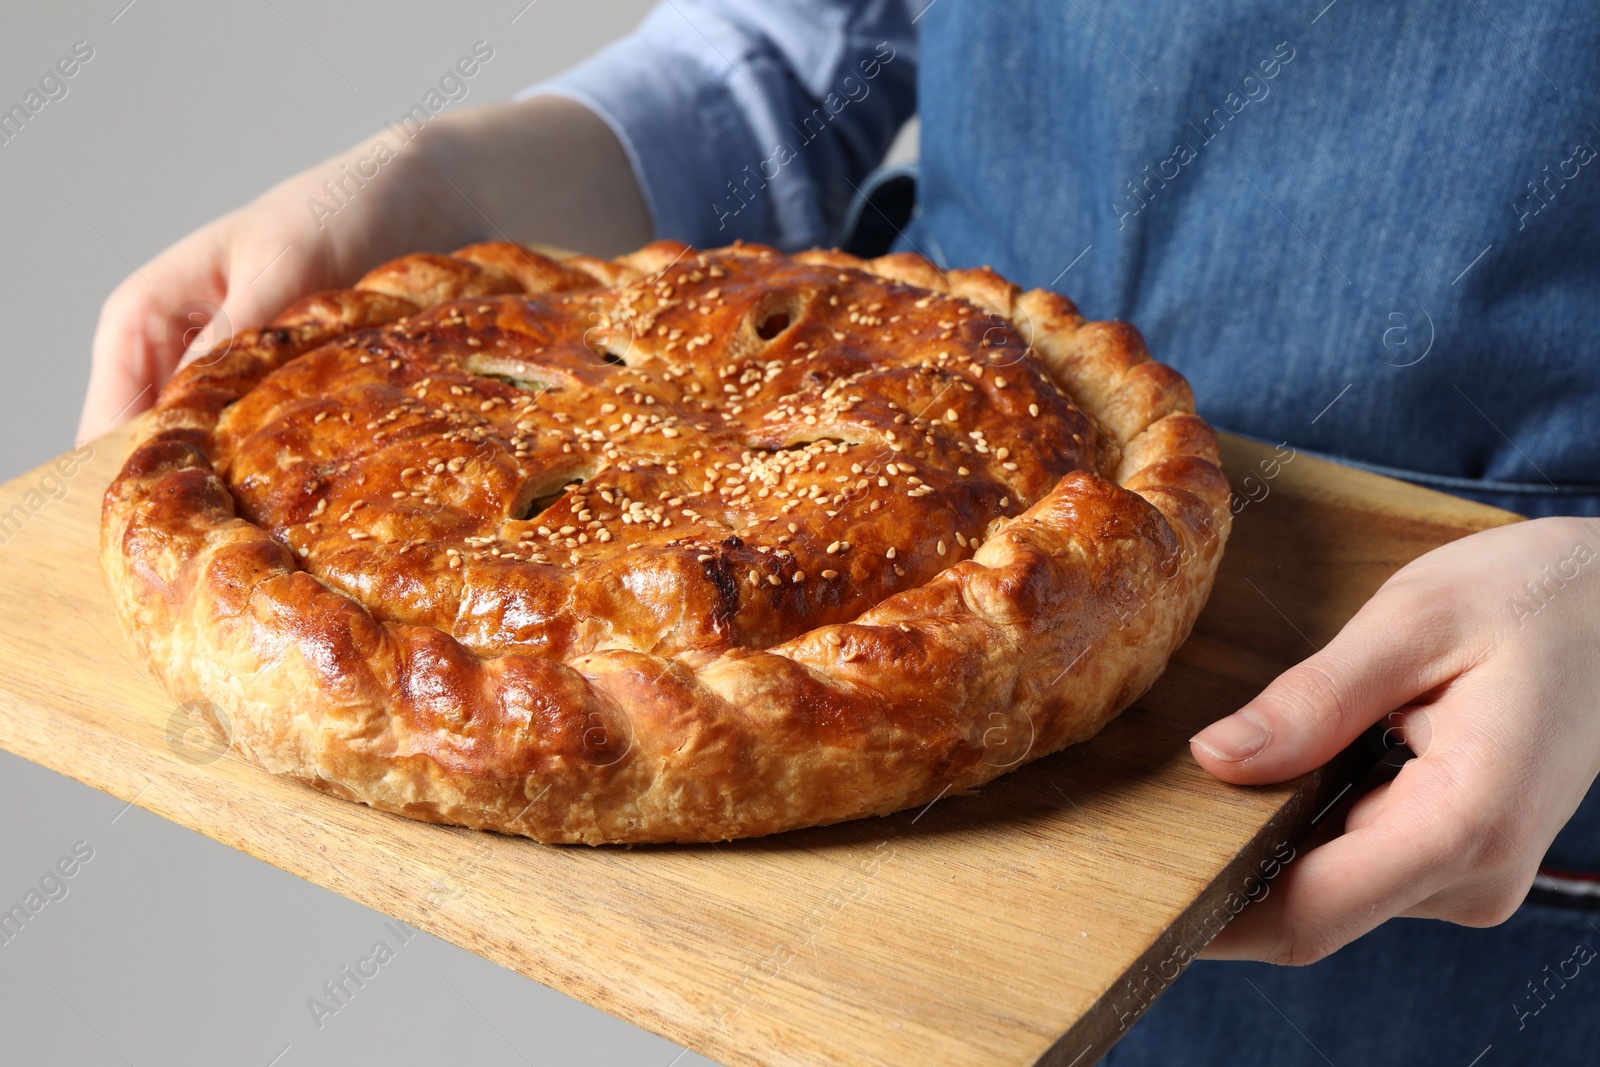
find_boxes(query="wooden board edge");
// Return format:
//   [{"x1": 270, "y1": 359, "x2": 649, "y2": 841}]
[
  {"x1": 1217, "y1": 434, "x2": 1523, "y2": 533},
  {"x1": 1036, "y1": 735, "x2": 1379, "y2": 1066}
]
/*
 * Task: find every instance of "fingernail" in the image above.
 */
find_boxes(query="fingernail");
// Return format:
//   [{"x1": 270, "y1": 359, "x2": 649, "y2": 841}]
[{"x1": 1190, "y1": 707, "x2": 1271, "y2": 762}]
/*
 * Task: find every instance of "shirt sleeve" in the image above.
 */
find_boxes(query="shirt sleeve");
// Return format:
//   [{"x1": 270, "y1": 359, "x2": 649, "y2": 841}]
[{"x1": 518, "y1": 0, "x2": 919, "y2": 251}]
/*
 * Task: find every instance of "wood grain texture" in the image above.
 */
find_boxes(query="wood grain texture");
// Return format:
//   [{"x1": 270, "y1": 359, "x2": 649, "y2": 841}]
[{"x1": 0, "y1": 424, "x2": 1519, "y2": 1066}]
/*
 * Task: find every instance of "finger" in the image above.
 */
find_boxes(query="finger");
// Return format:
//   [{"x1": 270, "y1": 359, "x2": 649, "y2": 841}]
[
  {"x1": 167, "y1": 246, "x2": 295, "y2": 376},
  {"x1": 1199, "y1": 752, "x2": 1475, "y2": 963},
  {"x1": 1190, "y1": 590, "x2": 1471, "y2": 785},
  {"x1": 204, "y1": 243, "x2": 310, "y2": 353},
  {"x1": 77, "y1": 337, "x2": 159, "y2": 444},
  {"x1": 1397, "y1": 866, "x2": 1536, "y2": 925},
  {"x1": 1345, "y1": 683, "x2": 1545, "y2": 926},
  {"x1": 80, "y1": 289, "x2": 198, "y2": 443},
  {"x1": 169, "y1": 286, "x2": 267, "y2": 377},
  {"x1": 79, "y1": 235, "x2": 306, "y2": 442},
  {"x1": 1370, "y1": 701, "x2": 1437, "y2": 761},
  {"x1": 1341, "y1": 778, "x2": 1394, "y2": 834},
  {"x1": 79, "y1": 238, "x2": 228, "y2": 442}
]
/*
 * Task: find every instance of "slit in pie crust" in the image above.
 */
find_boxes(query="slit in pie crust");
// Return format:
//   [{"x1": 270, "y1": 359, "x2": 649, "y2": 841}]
[{"x1": 101, "y1": 240, "x2": 1232, "y2": 844}]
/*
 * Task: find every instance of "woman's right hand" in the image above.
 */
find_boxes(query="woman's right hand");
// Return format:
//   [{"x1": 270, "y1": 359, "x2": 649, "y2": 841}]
[{"x1": 77, "y1": 128, "x2": 473, "y2": 444}]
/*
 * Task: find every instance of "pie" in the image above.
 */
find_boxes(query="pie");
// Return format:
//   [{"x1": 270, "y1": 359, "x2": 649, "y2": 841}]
[{"x1": 101, "y1": 240, "x2": 1232, "y2": 844}]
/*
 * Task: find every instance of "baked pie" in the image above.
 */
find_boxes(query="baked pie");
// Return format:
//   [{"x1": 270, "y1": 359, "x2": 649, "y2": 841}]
[{"x1": 101, "y1": 240, "x2": 1231, "y2": 844}]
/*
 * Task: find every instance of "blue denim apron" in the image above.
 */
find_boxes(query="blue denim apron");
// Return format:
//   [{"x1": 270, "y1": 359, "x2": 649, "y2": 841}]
[{"x1": 894, "y1": 1, "x2": 1600, "y2": 1060}]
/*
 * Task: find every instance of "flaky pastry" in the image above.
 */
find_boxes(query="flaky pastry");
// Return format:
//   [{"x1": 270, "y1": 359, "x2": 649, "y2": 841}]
[{"x1": 101, "y1": 240, "x2": 1231, "y2": 843}]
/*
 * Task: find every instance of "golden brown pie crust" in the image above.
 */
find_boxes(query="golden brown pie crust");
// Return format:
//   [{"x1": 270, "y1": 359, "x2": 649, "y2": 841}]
[{"x1": 101, "y1": 240, "x2": 1231, "y2": 844}]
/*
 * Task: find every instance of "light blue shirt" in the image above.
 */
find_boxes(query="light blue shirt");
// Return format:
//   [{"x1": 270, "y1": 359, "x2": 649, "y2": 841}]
[{"x1": 523, "y1": 1, "x2": 917, "y2": 249}]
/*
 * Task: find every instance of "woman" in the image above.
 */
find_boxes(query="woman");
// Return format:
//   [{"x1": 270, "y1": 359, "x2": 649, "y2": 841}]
[{"x1": 79, "y1": 2, "x2": 1600, "y2": 1061}]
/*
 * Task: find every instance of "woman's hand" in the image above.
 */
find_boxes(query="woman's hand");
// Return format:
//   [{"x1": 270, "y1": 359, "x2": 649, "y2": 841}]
[
  {"x1": 1190, "y1": 514, "x2": 1600, "y2": 965},
  {"x1": 77, "y1": 96, "x2": 649, "y2": 444},
  {"x1": 77, "y1": 129, "x2": 472, "y2": 443}
]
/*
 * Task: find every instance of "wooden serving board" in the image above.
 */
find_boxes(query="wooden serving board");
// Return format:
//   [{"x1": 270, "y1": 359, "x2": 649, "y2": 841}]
[{"x1": 0, "y1": 423, "x2": 1518, "y2": 1066}]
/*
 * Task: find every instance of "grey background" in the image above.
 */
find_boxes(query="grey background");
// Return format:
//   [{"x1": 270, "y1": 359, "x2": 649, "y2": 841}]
[{"x1": 0, "y1": 2, "x2": 725, "y2": 1064}]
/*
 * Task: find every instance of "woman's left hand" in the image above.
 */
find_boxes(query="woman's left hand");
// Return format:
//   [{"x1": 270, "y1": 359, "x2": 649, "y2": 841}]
[{"x1": 1189, "y1": 515, "x2": 1600, "y2": 964}]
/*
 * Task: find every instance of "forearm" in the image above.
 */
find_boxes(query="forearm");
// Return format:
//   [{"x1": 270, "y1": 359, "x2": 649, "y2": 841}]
[
  {"x1": 416, "y1": 95, "x2": 651, "y2": 258},
  {"x1": 517, "y1": 1, "x2": 919, "y2": 250}
]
